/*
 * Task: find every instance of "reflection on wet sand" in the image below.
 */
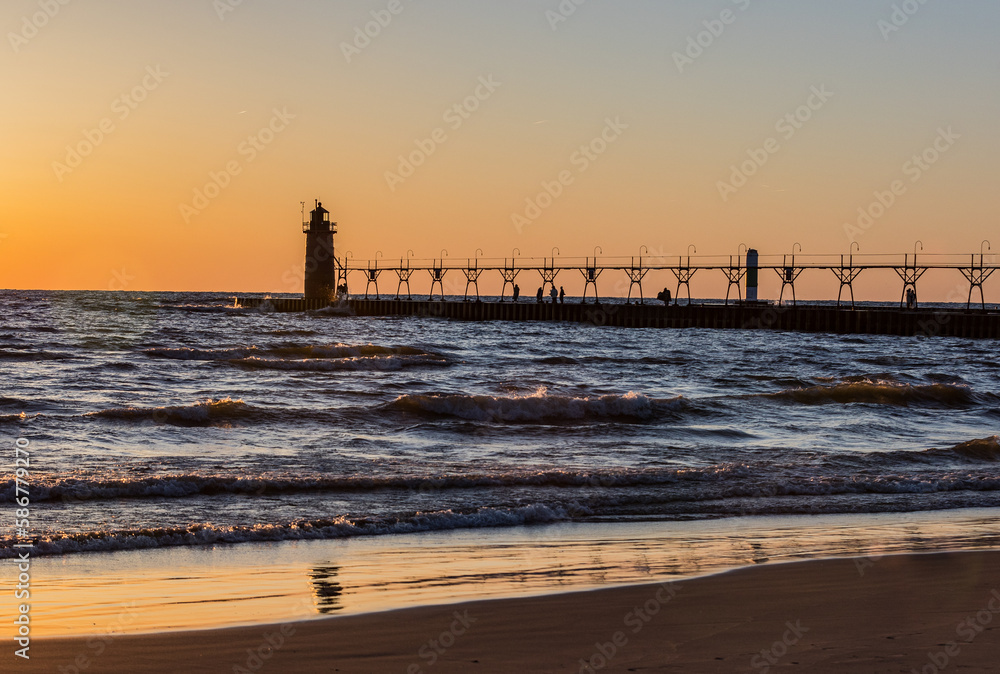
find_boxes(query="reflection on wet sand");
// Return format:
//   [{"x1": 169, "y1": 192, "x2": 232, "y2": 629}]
[{"x1": 309, "y1": 564, "x2": 344, "y2": 614}]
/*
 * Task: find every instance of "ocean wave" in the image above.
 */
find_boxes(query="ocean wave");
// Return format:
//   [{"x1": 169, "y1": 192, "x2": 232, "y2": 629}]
[
  {"x1": 145, "y1": 343, "x2": 445, "y2": 362},
  {"x1": 583, "y1": 355, "x2": 688, "y2": 366},
  {"x1": 717, "y1": 473, "x2": 1000, "y2": 499},
  {"x1": 310, "y1": 303, "x2": 355, "y2": 317},
  {"x1": 231, "y1": 354, "x2": 450, "y2": 372},
  {"x1": 85, "y1": 398, "x2": 255, "y2": 426},
  {"x1": 0, "y1": 504, "x2": 571, "y2": 559},
  {"x1": 924, "y1": 436, "x2": 1000, "y2": 462},
  {"x1": 0, "y1": 467, "x2": 735, "y2": 504},
  {"x1": 389, "y1": 388, "x2": 684, "y2": 422},
  {"x1": 536, "y1": 356, "x2": 579, "y2": 365},
  {"x1": 0, "y1": 349, "x2": 70, "y2": 361},
  {"x1": 273, "y1": 344, "x2": 434, "y2": 358},
  {"x1": 6, "y1": 469, "x2": 1000, "y2": 558},
  {"x1": 144, "y1": 346, "x2": 261, "y2": 360},
  {"x1": 168, "y1": 304, "x2": 248, "y2": 314},
  {"x1": 269, "y1": 329, "x2": 319, "y2": 337},
  {"x1": 767, "y1": 380, "x2": 978, "y2": 406}
]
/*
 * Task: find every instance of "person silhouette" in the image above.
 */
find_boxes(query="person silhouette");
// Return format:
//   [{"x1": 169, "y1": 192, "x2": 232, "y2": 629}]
[
  {"x1": 513, "y1": 284, "x2": 520, "y2": 302},
  {"x1": 536, "y1": 287, "x2": 543, "y2": 303},
  {"x1": 559, "y1": 286, "x2": 565, "y2": 304},
  {"x1": 549, "y1": 286, "x2": 558, "y2": 304}
]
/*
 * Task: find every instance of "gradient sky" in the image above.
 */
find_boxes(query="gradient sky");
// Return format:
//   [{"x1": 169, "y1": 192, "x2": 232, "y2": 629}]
[{"x1": 2, "y1": 0, "x2": 998, "y2": 300}]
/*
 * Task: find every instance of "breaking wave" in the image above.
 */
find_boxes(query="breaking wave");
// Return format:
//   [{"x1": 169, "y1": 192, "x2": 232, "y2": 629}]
[
  {"x1": 389, "y1": 388, "x2": 684, "y2": 422},
  {"x1": 86, "y1": 398, "x2": 255, "y2": 426},
  {"x1": 143, "y1": 343, "x2": 450, "y2": 371},
  {"x1": 925, "y1": 436, "x2": 1000, "y2": 462},
  {"x1": 0, "y1": 504, "x2": 571, "y2": 558},
  {"x1": 145, "y1": 343, "x2": 439, "y2": 361},
  {"x1": 0, "y1": 467, "x2": 730, "y2": 504},
  {"x1": 767, "y1": 380, "x2": 978, "y2": 406},
  {"x1": 309, "y1": 303, "x2": 355, "y2": 317}
]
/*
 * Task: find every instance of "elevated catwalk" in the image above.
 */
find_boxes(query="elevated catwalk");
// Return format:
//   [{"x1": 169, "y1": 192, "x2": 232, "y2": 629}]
[{"x1": 333, "y1": 249, "x2": 996, "y2": 310}]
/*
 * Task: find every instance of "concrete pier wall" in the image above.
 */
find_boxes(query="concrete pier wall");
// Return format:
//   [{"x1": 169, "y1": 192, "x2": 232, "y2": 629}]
[{"x1": 237, "y1": 298, "x2": 1000, "y2": 339}]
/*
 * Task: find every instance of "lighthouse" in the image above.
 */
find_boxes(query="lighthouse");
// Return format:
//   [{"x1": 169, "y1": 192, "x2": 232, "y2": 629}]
[{"x1": 303, "y1": 200, "x2": 337, "y2": 300}]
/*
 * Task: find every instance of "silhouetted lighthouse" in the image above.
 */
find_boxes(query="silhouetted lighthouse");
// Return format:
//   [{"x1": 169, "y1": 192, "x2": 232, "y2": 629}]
[{"x1": 303, "y1": 200, "x2": 337, "y2": 300}]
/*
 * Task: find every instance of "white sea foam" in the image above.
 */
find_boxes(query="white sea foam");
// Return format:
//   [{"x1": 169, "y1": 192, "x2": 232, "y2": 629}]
[
  {"x1": 390, "y1": 388, "x2": 683, "y2": 422},
  {"x1": 86, "y1": 398, "x2": 252, "y2": 425},
  {"x1": 144, "y1": 343, "x2": 450, "y2": 370},
  {"x1": 2, "y1": 504, "x2": 571, "y2": 558},
  {"x1": 231, "y1": 354, "x2": 449, "y2": 372}
]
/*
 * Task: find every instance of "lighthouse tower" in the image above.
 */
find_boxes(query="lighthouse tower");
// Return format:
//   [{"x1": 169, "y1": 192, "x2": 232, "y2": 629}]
[{"x1": 303, "y1": 200, "x2": 337, "y2": 300}]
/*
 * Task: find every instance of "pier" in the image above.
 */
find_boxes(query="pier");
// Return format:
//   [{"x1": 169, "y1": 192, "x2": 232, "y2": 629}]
[
  {"x1": 272, "y1": 202, "x2": 998, "y2": 338},
  {"x1": 236, "y1": 299, "x2": 1000, "y2": 340}
]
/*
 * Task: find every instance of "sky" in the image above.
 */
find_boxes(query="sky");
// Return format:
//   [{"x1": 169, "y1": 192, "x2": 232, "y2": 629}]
[{"x1": 2, "y1": 0, "x2": 998, "y2": 300}]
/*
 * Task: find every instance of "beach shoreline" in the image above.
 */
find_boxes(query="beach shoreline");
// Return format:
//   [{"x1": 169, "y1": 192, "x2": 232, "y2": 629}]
[
  {"x1": 16, "y1": 509, "x2": 1000, "y2": 640},
  {"x1": 10, "y1": 549, "x2": 1000, "y2": 673}
]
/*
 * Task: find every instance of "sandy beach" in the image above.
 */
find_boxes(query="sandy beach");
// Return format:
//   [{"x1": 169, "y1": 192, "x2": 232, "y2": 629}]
[{"x1": 11, "y1": 550, "x2": 999, "y2": 673}]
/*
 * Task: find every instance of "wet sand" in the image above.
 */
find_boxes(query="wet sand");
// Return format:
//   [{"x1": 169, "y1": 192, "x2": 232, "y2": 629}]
[
  {"x1": 21, "y1": 511, "x2": 1000, "y2": 639},
  {"x1": 12, "y1": 550, "x2": 1000, "y2": 673}
]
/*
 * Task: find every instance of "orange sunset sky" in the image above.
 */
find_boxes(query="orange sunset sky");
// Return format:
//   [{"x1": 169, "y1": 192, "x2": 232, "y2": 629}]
[{"x1": 1, "y1": 0, "x2": 998, "y2": 301}]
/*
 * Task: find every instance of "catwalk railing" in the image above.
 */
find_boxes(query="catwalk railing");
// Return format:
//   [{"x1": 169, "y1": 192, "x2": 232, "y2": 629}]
[{"x1": 335, "y1": 250, "x2": 998, "y2": 309}]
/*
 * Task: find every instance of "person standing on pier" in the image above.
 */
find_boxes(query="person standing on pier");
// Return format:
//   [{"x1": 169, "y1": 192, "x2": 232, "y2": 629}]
[
  {"x1": 513, "y1": 284, "x2": 520, "y2": 302},
  {"x1": 559, "y1": 286, "x2": 565, "y2": 304},
  {"x1": 549, "y1": 286, "x2": 558, "y2": 304},
  {"x1": 536, "y1": 287, "x2": 543, "y2": 303}
]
